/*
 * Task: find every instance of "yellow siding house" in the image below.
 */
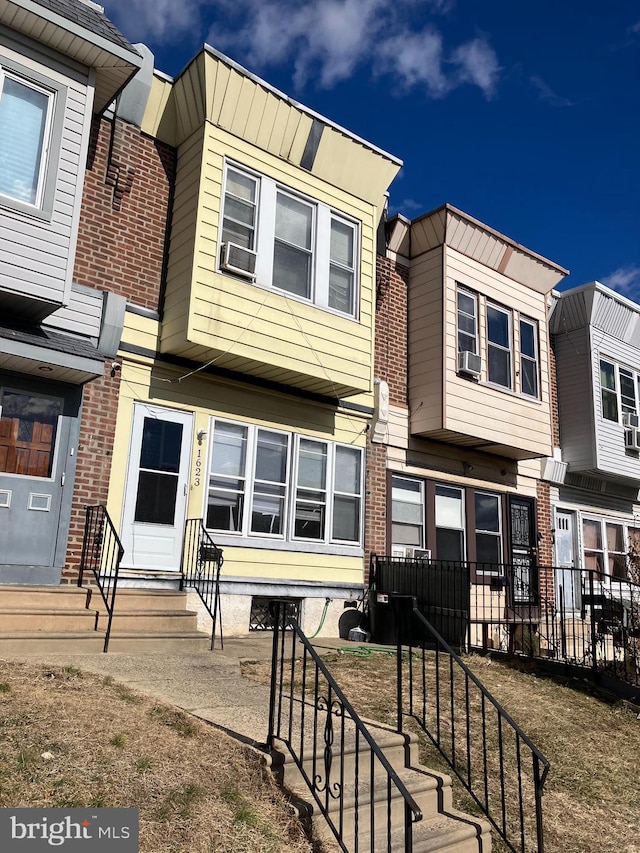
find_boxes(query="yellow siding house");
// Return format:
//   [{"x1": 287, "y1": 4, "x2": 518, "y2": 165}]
[{"x1": 110, "y1": 47, "x2": 401, "y2": 636}]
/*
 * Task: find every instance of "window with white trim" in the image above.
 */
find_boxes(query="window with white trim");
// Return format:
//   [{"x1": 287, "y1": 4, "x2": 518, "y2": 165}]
[
  {"x1": 519, "y1": 317, "x2": 539, "y2": 398},
  {"x1": 0, "y1": 66, "x2": 53, "y2": 207},
  {"x1": 435, "y1": 485, "x2": 465, "y2": 561},
  {"x1": 475, "y1": 492, "x2": 502, "y2": 569},
  {"x1": 220, "y1": 163, "x2": 360, "y2": 317},
  {"x1": 598, "y1": 359, "x2": 640, "y2": 424},
  {"x1": 457, "y1": 287, "x2": 478, "y2": 354},
  {"x1": 582, "y1": 515, "x2": 637, "y2": 579},
  {"x1": 391, "y1": 476, "x2": 425, "y2": 551},
  {"x1": 206, "y1": 419, "x2": 363, "y2": 545},
  {"x1": 486, "y1": 303, "x2": 513, "y2": 389}
]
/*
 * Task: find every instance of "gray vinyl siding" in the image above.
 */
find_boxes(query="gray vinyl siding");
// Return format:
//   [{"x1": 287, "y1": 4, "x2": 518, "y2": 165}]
[
  {"x1": 43, "y1": 283, "x2": 103, "y2": 339},
  {"x1": 0, "y1": 34, "x2": 91, "y2": 317},
  {"x1": 554, "y1": 327, "x2": 595, "y2": 472},
  {"x1": 593, "y1": 332, "x2": 640, "y2": 480}
]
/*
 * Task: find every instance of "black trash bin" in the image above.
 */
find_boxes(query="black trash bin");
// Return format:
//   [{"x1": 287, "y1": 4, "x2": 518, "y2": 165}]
[{"x1": 368, "y1": 591, "x2": 397, "y2": 645}]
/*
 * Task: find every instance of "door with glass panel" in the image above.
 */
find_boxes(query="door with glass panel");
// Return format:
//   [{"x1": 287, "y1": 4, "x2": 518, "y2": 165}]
[
  {"x1": 121, "y1": 405, "x2": 193, "y2": 571},
  {"x1": 0, "y1": 383, "x2": 75, "y2": 576},
  {"x1": 555, "y1": 510, "x2": 579, "y2": 611}
]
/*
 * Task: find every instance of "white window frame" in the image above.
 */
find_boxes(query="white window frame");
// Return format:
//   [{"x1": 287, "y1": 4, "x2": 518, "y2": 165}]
[
  {"x1": 391, "y1": 475, "x2": 425, "y2": 553},
  {"x1": 519, "y1": 317, "x2": 540, "y2": 399},
  {"x1": 598, "y1": 358, "x2": 640, "y2": 424},
  {"x1": 434, "y1": 484, "x2": 466, "y2": 561},
  {"x1": 457, "y1": 286, "x2": 479, "y2": 354},
  {"x1": 219, "y1": 162, "x2": 360, "y2": 319},
  {"x1": 486, "y1": 302, "x2": 513, "y2": 390},
  {"x1": 0, "y1": 63, "x2": 56, "y2": 213},
  {"x1": 580, "y1": 514, "x2": 636, "y2": 579},
  {"x1": 474, "y1": 491, "x2": 503, "y2": 574},
  {"x1": 205, "y1": 418, "x2": 364, "y2": 548}
]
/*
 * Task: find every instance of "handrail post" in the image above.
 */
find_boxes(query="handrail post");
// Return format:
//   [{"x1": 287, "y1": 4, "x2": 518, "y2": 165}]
[
  {"x1": 395, "y1": 595, "x2": 403, "y2": 735},
  {"x1": 267, "y1": 600, "x2": 281, "y2": 747},
  {"x1": 589, "y1": 571, "x2": 598, "y2": 679},
  {"x1": 533, "y1": 753, "x2": 545, "y2": 853}
]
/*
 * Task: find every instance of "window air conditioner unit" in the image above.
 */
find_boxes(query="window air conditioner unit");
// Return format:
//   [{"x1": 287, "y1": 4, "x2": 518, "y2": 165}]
[
  {"x1": 624, "y1": 428, "x2": 640, "y2": 451},
  {"x1": 623, "y1": 412, "x2": 640, "y2": 429},
  {"x1": 221, "y1": 242, "x2": 257, "y2": 279},
  {"x1": 457, "y1": 350, "x2": 482, "y2": 378}
]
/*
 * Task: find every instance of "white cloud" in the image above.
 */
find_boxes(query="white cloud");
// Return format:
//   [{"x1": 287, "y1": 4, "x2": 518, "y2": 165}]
[
  {"x1": 452, "y1": 37, "x2": 500, "y2": 99},
  {"x1": 105, "y1": 0, "x2": 501, "y2": 99},
  {"x1": 530, "y1": 74, "x2": 573, "y2": 108},
  {"x1": 105, "y1": 0, "x2": 207, "y2": 41},
  {"x1": 601, "y1": 265, "x2": 640, "y2": 299}
]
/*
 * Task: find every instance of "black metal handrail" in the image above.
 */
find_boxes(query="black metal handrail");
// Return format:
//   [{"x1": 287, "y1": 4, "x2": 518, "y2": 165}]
[
  {"x1": 180, "y1": 518, "x2": 224, "y2": 650},
  {"x1": 370, "y1": 556, "x2": 640, "y2": 695},
  {"x1": 393, "y1": 595, "x2": 550, "y2": 853},
  {"x1": 268, "y1": 601, "x2": 423, "y2": 852},
  {"x1": 78, "y1": 504, "x2": 124, "y2": 653}
]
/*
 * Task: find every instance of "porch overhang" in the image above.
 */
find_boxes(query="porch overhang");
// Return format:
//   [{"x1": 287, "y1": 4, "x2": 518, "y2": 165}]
[{"x1": 0, "y1": 324, "x2": 104, "y2": 384}]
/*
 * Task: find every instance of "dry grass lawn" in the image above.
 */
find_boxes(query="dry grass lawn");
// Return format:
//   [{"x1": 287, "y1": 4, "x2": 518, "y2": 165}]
[
  {"x1": 243, "y1": 648, "x2": 640, "y2": 853},
  {"x1": 0, "y1": 659, "x2": 313, "y2": 853}
]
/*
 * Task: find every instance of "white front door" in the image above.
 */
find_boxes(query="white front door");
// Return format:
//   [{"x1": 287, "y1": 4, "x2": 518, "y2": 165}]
[
  {"x1": 555, "y1": 510, "x2": 580, "y2": 611},
  {"x1": 121, "y1": 404, "x2": 193, "y2": 571}
]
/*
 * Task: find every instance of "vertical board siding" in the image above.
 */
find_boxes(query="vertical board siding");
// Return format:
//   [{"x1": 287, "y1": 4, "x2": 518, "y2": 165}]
[{"x1": 408, "y1": 246, "x2": 443, "y2": 434}]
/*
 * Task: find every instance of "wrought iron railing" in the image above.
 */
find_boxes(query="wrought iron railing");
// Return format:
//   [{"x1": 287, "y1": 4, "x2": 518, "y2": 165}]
[
  {"x1": 369, "y1": 556, "x2": 640, "y2": 695},
  {"x1": 78, "y1": 504, "x2": 124, "y2": 653},
  {"x1": 180, "y1": 519, "x2": 224, "y2": 650},
  {"x1": 393, "y1": 595, "x2": 550, "y2": 853},
  {"x1": 268, "y1": 601, "x2": 423, "y2": 852}
]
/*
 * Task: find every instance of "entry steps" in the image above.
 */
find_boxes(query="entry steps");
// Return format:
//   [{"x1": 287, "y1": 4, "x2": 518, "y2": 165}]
[{"x1": 0, "y1": 585, "x2": 211, "y2": 653}]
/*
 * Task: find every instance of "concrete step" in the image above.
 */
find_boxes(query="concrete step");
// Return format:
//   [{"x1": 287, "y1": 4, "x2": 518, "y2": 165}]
[
  {"x1": 0, "y1": 630, "x2": 212, "y2": 654},
  {"x1": 97, "y1": 610, "x2": 200, "y2": 633},
  {"x1": 356, "y1": 810, "x2": 491, "y2": 853},
  {"x1": 0, "y1": 609, "x2": 98, "y2": 632},
  {"x1": 91, "y1": 589, "x2": 193, "y2": 612},
  {"x1": 0, "y1": 586, "x2": 91, "y2": 610}
]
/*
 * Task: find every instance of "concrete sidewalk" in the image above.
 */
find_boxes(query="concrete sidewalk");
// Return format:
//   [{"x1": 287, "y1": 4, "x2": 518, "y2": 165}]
[{"x1": 2, "y1": 635, "x2": 368, "y2": 746}]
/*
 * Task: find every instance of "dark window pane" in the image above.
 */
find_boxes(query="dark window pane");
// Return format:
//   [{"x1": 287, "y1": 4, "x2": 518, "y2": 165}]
[
  {"x1": 139, "y1": 419, "x2": 182, "y2": 473},
  {"x1": 207, "y1": 491, "x2": 243, "y2": 531},
  {"x1": 475, "y1": 493, "x2": 500, "y2": 532},
  {"x1": 134, "y1": 471, "x2": 178, "y2": 524},
  {"x1": 488, "y1": 346, "x2": 511, "y2": 387},
  {"x1": 436, "y1": 528, "x2": 464, "y2": 561},
  {"x1": 295, "y1": 502, "x2": 325, "y2": 539},
  {"x1": 476, "y1": 533, "x2": 501, "y2": 566},
  {"x1": 601, "y1": 390, "x2": 618, "y2": 421},
  {"x1": 487, "y1": 305, "x2": 509, "y2": 347},
  {"x1": 522, "y1": 359, "x2": 538, "y2": 397},
  {"x1": 273, "y1": 241, "x2": 311, "y2": 298},
  {"x1": 520, "y1": 321, "x2": 536, "y2": 358},
  {"x1": 333, "y1": 495, "x2": 359, "y2": 541}
]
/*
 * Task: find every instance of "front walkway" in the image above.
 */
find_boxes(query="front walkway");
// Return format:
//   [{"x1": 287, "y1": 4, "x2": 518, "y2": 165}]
[{"x1": 2, "y1": 635, "x2": 358, "y2": 745}]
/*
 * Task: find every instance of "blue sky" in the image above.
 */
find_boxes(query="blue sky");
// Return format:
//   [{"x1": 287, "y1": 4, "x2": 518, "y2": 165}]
[{"x1": 105, "y1": 0, "x2": 639, "y2": 297}]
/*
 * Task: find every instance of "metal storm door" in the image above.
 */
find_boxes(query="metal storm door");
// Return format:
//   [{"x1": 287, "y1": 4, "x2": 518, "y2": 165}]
[
  {"x1": 555, "y1": 510, "x2": 580, "y2": 612},
  {"x1": 121, "y1": 404, "x2": 193, "y2": 571},
  {"x1": 509, "y1": 496, "x2": 537, "y2": 603}
]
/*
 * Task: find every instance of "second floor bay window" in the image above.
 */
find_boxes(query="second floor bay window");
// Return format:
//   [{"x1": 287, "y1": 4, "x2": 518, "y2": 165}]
[
  {"x1": 487, "y1": 303, "x2": 512, "y2": 389},
  {"x1": 207, "y1": 418, "x2": 363, "y2": 547},
  {"x1": 220, "y1": 163, "x2": 360, "y2": 318}
]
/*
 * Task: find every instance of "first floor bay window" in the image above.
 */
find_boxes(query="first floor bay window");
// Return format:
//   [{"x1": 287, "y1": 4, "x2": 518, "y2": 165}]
[{"x1": 206, "y1": 418, "x2": 363, "y2": 547}]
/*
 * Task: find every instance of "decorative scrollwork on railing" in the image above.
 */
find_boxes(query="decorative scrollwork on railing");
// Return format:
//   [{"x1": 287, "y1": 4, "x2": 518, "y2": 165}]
[{"x1": 313, "y1": 694, "x2": 344, "y2": 799}]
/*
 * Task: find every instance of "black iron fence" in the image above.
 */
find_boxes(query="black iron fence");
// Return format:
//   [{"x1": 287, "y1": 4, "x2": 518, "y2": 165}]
[
  {"x1": 180, "y1": 518, "x2": 224, "y2": 650},
  {"x1": 78, "y1": 504, "x2": 124, "y2": 653},
  {"x1": 393, "y1": 595, "x2": 549, "y2": 853},
  {"x1": 369, "y1": 556, "x2": 640, "y2": 695},
  {"x1": 268, "y1": 601, "x2": 423, "y2": 852}
]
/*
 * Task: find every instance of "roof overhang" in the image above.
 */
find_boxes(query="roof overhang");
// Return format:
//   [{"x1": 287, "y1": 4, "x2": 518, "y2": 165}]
[
  {"x1": 0, "y1": 327, "x2": 104, "y2": 384},
  {"x1": 0, "y1": 0, "x2": 142, "y2": 112}
]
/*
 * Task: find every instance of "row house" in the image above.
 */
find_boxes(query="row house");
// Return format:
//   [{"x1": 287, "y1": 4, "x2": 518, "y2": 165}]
[
  {"x1": 549, "y1": 282, "x2": 640, "y2": 609},
  {"x1": 366, "y1": 205, "x2": 569, "y2": 645},
  {"x1": 0, "y1": 0, "x2": 140, "y2": 583}
]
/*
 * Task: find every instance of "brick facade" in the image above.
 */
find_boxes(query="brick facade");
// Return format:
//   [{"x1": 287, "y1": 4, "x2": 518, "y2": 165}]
[
  {"x1": 365, "y1": 253, "x2": 409, "y2": 580},
  {"x1": 63, "y1": 115, "x2": 175, "y2": 582}
]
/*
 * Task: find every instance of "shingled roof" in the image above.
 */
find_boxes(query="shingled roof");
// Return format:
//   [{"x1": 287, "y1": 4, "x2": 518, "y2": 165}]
[{"x1": 28, "y1": 0, "x2": 137, "y2": 54}]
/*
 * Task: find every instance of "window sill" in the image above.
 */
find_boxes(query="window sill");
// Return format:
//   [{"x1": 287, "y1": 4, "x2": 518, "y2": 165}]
[
  {"x1": 205, "y1": 532, "x2": 363, "y2": 557},
  {"x1": 216, "y1": 268, "x2": 361, "y2": 324},
  {"x1": 477, "y1": 378, "x2": 543, "y2": 405}
]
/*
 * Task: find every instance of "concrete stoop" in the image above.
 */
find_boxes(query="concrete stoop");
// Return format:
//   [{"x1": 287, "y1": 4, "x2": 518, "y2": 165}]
[
  {"x1": 0, "y1": 585, "x2": 212, "y2": 653},
  {"x1": 268, "y1": 723, "x2": 491, "y2": 853}
]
